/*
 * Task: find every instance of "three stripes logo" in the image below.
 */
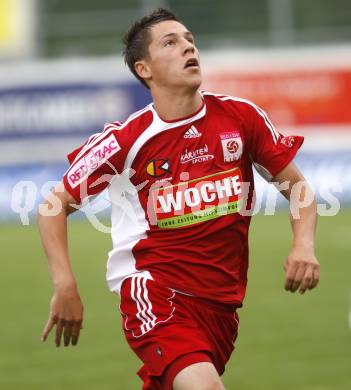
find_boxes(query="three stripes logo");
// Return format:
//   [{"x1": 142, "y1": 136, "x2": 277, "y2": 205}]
[
  {"x1": 130, "y1": 275, "x2": 157, "y2": 336},
  {"x1": 122, "y1": 275, "x2": 175, "y2": 338},
  {"x1": 184, "y1": 125, "x2": 202, "y2": 139}
]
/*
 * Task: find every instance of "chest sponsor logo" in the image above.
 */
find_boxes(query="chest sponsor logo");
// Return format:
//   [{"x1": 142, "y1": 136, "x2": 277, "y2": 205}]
[
  {"x1": 67, "y1": 133, "x2": 120, "y2": 188},
  {"x1": 220, "y1": 131, "x2": 243, "y2": 162},
  {"x1": 184, "y1": 125, "x2": 202, "y2": 138},
  {"x1": 146, "y1": 159, "x2": 170, "y2": 178},
  {"x1": 151, "y1": 168, "x2": 243, "y2": 229},
  {"x1": 180, "y1": 144, "x2": 214, "y2": 165}
]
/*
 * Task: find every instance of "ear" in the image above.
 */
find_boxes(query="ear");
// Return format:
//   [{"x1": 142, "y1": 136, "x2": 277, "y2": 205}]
[{"x1": 134, "y1": 60, "x2": 152, "y2": 83}]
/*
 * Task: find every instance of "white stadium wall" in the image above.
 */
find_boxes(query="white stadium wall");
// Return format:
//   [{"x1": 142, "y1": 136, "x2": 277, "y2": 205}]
[{"x1": 1, "y1": 45, "x2": 350, "y2": 221}]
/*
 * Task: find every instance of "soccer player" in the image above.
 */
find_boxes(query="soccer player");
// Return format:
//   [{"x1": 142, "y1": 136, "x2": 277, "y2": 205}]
[{"x1": 38, "y1": 8, "x2": 320, "y2": 390}]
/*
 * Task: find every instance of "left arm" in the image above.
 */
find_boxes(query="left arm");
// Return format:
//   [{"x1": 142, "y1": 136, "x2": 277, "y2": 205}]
[{"x1": 273, "y1": 162, "x2": 320, "y2": 294}]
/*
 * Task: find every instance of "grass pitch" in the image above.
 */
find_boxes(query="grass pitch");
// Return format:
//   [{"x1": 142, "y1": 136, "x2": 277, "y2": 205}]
[{"x1": 1, "y1": 209, "x2": 350, "y2": 389}]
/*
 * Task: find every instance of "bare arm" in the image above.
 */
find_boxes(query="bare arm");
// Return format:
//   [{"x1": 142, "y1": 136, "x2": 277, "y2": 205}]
[
  {"x1": 38, "y1": 183, "x2": 83, "y2": 346},
  {"x1": 273, "y1": 162, "x2": 320, "y2": 294}
]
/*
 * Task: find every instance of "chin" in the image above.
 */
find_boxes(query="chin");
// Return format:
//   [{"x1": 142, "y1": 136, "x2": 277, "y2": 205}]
[
  {"x1": 183, "y1": 75, "x2": 202, "y2": 90},
  {"x1": 165, "y1": 73, "x2": 202, "y2": 91}
]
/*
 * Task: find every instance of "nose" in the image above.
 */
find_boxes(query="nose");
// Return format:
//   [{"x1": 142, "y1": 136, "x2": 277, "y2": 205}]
[{"x1": 182, "y1": 39, "x2": 195, "y2": 56}]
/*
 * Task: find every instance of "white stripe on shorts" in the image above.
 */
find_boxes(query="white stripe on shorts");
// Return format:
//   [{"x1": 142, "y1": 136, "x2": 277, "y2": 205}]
[{"x1": 131, "y1": 275, "x2": 158, "y2": 335}]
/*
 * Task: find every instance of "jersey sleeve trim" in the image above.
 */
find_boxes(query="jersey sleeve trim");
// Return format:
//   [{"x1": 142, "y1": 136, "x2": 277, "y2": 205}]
[
  {"x1": 270, "y1": 135, "x2": 304, "y2": 179},
  {"x1": 254, "y1": 135, "x2": 304, "y2": 181}
]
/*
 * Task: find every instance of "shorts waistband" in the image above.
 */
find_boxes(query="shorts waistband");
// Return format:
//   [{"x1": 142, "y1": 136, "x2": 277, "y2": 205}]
[{"x1": 172, "y1": 288, "x2": 241, "y2": 312}]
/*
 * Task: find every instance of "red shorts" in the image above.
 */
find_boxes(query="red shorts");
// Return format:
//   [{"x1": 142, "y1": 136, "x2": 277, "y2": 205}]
[{"x1": 119, "y1": 274, "x2": 240, "y2": 390}]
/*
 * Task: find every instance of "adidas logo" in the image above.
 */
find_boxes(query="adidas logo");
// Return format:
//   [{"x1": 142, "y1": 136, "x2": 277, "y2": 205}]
[{"x1": 184, "y1": 126, "x2": 202, "y2": 139}]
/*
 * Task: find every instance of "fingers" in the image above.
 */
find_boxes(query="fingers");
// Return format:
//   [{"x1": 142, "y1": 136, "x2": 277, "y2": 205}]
[
  {"x1": 55, "y1": 319, "x2": 82, "y2": 347},
  {"x1": 284, "y1": 261, "x2": 298, "y2": 291},
  {"x1": 41, "y1": 317, "x2": 56, "y2": 342},
  {"x1": 63, "y1": 321, "x2": 73, "y2": 347},
  {"x1": 290, "y1": 264, "x2": 306, "y2": 292},
  {"x1": 298, "y1": 267, "x2": 313, "y2": 294},
  {"x1": 310, "y1": 266, "x2": 320, "y2": 289},
  {"x1": 71, "y1": 321, "x2": 83, "y2": 346},
  {"x1": 42, "y1": 292, "x2": 84, "y2": 347},
  {"x1": 55, "y1": 319, "x2": 65, "y2": 347},
  {"x1": 285, "y1": 260, "x2": 320, "y2": 294},
  {"x1": 43, "y1": 317, "x2": 82, "y2": 347},
  {"x1": 63, "y1": 320, "x2": 83, "y2": 346}
]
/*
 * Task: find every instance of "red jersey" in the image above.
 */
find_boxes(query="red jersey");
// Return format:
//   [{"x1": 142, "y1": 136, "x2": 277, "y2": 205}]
[{"x1": 63, "y1": 91, "x2": 303, "y2": 306}]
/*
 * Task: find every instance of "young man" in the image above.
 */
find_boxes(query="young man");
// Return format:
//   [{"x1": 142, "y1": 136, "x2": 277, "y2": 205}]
[{"x1": 38, "y1": 8, "x2": 320, "y2": 390}]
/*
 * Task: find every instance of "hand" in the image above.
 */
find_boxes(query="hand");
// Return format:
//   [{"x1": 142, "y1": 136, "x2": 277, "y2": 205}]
[
  {"x1": 284, "y1": 247, "x2": 320, "y2": 294},
  {"x1": 41, "y1": 287, "x2": 84, "y2": 347}
]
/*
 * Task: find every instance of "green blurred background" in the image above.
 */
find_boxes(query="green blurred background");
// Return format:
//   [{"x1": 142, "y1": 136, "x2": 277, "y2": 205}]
[
  {"x1": 1, "y1": 210, "x2": 350, "y2": 389},
  {"x1": 38, "y1": 0, "x2": 351, "y2": 56}
]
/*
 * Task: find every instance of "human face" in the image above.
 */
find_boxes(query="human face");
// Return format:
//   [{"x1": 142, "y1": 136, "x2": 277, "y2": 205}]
[{"x1": 142, "y1": 20, "x2": 202, "y2": 90}]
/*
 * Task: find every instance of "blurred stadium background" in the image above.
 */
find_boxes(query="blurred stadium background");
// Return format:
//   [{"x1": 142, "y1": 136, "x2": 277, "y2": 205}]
[{"x1": 1, "y1": 0, "x2": 350, "y2": 389}]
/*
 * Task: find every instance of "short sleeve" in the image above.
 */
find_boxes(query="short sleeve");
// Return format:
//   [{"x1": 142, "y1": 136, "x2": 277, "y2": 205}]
[
  {"x1": 247, "y1": 103, "x2": 304, "y2": 181},
  {"x1": 63, "y1": 130, "x2": 125, "y2": 203}
]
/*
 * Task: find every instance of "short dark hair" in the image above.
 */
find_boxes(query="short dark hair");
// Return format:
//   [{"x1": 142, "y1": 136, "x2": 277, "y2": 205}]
[{"x1": 122, "y1": 8, "x2": 181, "y2": 89}]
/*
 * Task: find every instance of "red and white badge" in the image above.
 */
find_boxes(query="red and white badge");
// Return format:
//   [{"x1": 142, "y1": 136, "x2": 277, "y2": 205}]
[
  {"x1": 280, "y1": 136, "x2": 295, "y2": 148},
  {"x1": 220, "y1": 131, "x2": 243, "y2": 162}
]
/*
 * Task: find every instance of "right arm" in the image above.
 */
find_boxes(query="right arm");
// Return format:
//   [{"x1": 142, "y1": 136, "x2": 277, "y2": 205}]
[{"x1": 38, "y1": 183, "x2": 83, "y2": 347}]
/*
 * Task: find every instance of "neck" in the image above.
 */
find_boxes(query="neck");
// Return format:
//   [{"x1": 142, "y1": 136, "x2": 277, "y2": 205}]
[{"x1": 151, "y1": 87, "x2": 202, "y2": 121}]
